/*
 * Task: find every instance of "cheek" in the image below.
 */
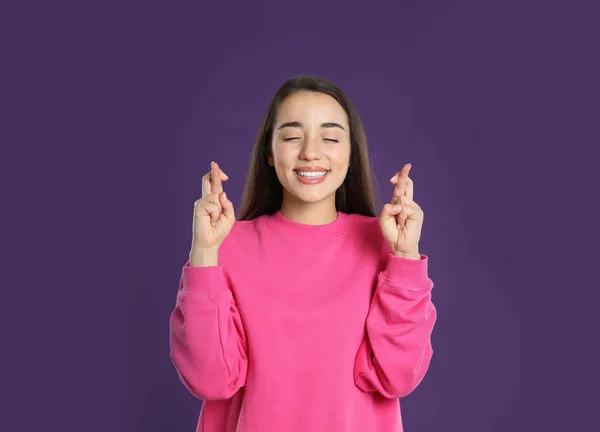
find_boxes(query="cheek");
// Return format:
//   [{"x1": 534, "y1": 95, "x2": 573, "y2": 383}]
[
  {"x1": 270, "y1": 147, "x2": 294, "y2": 181},
  {"x1": 272, "y1": 145, "x2": 297, "y2": 168},
  {"x1": 329, "y1": 145, "x2": 351, "y2": 167}
]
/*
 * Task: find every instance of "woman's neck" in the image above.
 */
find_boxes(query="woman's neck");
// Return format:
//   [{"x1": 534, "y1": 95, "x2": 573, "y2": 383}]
[{"x1": 279, "y1": 194, "x2": 338, "y2": 226}]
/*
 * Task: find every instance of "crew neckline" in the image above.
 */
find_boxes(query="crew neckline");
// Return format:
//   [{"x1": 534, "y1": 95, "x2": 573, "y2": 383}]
[{"x1": 264, "y1": 210, "x2": 356, "y2": 241}]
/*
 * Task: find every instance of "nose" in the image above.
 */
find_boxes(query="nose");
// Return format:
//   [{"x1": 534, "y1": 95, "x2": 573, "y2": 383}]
[{"x1": 298, "y1": 135, "x2": 322, "y2": 161}]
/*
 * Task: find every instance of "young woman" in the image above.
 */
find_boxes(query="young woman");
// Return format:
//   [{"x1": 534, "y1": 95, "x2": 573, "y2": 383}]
[{"x1": 169, "y1": 75, "x2": 437, "y2": 432}]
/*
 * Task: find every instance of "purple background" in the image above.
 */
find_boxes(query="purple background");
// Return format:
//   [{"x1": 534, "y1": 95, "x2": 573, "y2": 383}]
[{"x1": 4, "y1": 0, "x2": 598, "y2": 431}]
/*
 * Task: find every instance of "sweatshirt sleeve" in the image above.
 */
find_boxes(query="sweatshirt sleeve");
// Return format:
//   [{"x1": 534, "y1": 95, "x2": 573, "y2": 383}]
[
  {"x1": 169, "y1": 261, "x2": 248, "y2": 401},
  {"x1": 353, "y1": 253, "x2": 437, "y2": 399}
]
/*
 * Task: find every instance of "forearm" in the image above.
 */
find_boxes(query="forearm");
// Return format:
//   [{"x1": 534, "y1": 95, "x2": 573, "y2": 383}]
[
  {"x1": 354, "y1": 254, "x2": 436, "y2": 398},
  {"x1": 355, "y1": 292, "x2": 436, "y2": 398},
  {"x1": 169, "y1": 264, "x2": 248, "y2": 400}
]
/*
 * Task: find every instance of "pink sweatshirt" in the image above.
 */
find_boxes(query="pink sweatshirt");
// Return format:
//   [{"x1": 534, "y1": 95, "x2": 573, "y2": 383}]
[{"x1": 169, "y1": 211, "x2": 437, "y2": 432}]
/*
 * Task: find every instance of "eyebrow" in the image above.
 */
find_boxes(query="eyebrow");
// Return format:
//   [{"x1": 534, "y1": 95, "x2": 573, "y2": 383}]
[{"x1": 276, "y1": 121, "x2": 346, "y2": 131}]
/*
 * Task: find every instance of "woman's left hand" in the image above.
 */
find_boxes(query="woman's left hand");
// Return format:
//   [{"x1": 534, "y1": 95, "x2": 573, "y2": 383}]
[{"x1": 378, "y1": 163, "x2": 424, "y2": 260}]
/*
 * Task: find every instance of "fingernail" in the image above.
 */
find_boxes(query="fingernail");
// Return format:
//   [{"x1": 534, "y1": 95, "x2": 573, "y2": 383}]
[
  {"x1": 222, "y1": 192, "x2": 227, "y2": 199},
  {"x1": 390, "y1": 174, "x2": 398, "y2": 182}
]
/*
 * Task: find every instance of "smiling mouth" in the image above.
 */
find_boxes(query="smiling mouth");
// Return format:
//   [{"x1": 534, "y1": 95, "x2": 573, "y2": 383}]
[{"x1": 294, "y1": 170, "x2": 329, "y2": 179}]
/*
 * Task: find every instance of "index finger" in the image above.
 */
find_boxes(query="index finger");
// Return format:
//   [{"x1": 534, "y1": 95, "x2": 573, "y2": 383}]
[
  {"x1": 211, "y1": 161, "x2": 224, "y2": 194},
  {"x1": 391, "y1": 164, "x2": 411, "y2": 199},
  {"x1": 405, "y1": 177, "x2": 414, "y2": 201},
  {"x1": 202, "y1": 172, "x2": 211, "y2": 197}
]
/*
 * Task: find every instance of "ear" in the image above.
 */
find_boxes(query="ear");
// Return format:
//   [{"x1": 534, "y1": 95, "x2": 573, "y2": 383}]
[{"x1": 268, "y1": 155, "x2": 274, "y2": 166}]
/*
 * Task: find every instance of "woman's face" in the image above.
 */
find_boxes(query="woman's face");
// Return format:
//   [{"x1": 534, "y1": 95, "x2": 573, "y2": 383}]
[{"x1": 269, "y1": 91, "x2": 351, "y2": 206}]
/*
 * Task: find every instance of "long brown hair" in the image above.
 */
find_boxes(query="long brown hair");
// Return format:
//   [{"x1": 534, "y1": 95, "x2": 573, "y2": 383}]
[{"x1": 238, "y1": 75, "x2": 381, "y2": 220}]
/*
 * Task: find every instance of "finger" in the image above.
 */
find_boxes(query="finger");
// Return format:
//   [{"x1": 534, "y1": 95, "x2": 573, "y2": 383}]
[
  {"x1": 390, "y1": 187, "x2": 401, "y2": 205},
  {"x1": 395, "y1": 196, "x2": 418, "y2": 213},
  {"x1": 401, "y1": 202, "x2": 422, "y2": 228},
  {"x1": 202, "y1": 172, "x2": 211, "y2": 197},
  {"x1": 396, "y1": 198, "x2": 422, "y2": 228},
  {"x1": 219, "y1": 192, "x2": 235, "y2": 222},
  {"x1": 406, "y1": 177, "x2": 414, "y2": 201},
  {"x1": 203, "y1": 192, "x2": 223, "y2": 206},
  {"x1": 394, "y1": 169, "x2": 410, "y2": 198},
  {"x1": 391, "y1": 192, "x2": 412, "y2": 207},
  {"x1": 380, "y1": 203, "x2": 403, "y2": 225},
  {"x1": 202, "y1": 167, "x2": 228, "y2": 198},
  {"x1": 389, "y1": 163, "x2": 411, "y2": 183},
  {"x1": 398, "y1": 194, "x2": 413, "y2": 206},
  {"x1": 397, "y1": 206, "x2": 409, "y2": 230},
  {"x1": 211, "y1": 161, "x2": 224, "y2": 194},
  {"x1": 195, "y1": 200, "x2": 221, "y2": 226},
  {"x1": 390, "y1": 164, "x2": 411, "y2": 199}
]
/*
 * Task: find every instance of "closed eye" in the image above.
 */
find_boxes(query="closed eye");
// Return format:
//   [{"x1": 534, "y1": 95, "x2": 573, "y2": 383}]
[{"x1": 283, "y1": 137, "x2": 338, "y2": 142}]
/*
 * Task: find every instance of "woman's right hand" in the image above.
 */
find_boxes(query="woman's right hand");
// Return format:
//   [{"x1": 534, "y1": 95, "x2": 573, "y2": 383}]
[{"x1": 191, "y1": 161, "x2": 235, "y2": 251}]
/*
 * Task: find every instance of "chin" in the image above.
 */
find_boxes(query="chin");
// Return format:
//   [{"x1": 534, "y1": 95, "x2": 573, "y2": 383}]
[
  {"x1": 289, "y1": 186, "x2": 337, "y2": 204},
  {"x1": 296, "y1": 194, "x2": 328, "y2": 204}
]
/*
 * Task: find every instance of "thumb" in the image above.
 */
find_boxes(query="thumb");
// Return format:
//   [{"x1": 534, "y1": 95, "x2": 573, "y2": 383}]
[
  {"x1": 220, "y1": 192, "x2": 235, "y2": 222},
  {"x1": 379, "y1": 203, "x2": 402, "y2": 224}
]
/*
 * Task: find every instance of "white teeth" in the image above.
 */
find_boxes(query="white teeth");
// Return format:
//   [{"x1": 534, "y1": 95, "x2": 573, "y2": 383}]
[{"x1": 296, "y1": 171, "x2": 327, "y2": 178}]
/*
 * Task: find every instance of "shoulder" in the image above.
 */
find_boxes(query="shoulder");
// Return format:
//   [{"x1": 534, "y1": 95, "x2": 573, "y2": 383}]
[
  {"x1": 350, "y1": 213, "x2": 382, "y2": 240},
  {"x1": 351, "y1": 213, "x2": 379, "y2": 230},
  {"x1": 227, "y1": 216, "x2": 265, "y2": 240},
  {"x1": 218, "y1": 215, "x2": 267, "y2": 250},
  {"x1": 347, "y1": 213, "x2": 392, "y2": 258}
]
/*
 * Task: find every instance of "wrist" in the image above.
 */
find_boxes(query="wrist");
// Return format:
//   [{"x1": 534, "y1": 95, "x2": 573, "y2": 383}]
[
  {"x1": 189, "y1": 246, "x2": 219, "y2": 267},
  {"x1": 391, "y1": 250, "x2": 420, "y2": 260}
]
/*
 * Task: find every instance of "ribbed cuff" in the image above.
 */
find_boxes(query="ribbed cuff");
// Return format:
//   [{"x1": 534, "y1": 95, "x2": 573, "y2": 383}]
[
  {"x1": 181, "y1": 264, "x2": 229, "y2": 294},
  {"x1": 382, "y1": 253, "x2": 429, "y2": 282}
]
